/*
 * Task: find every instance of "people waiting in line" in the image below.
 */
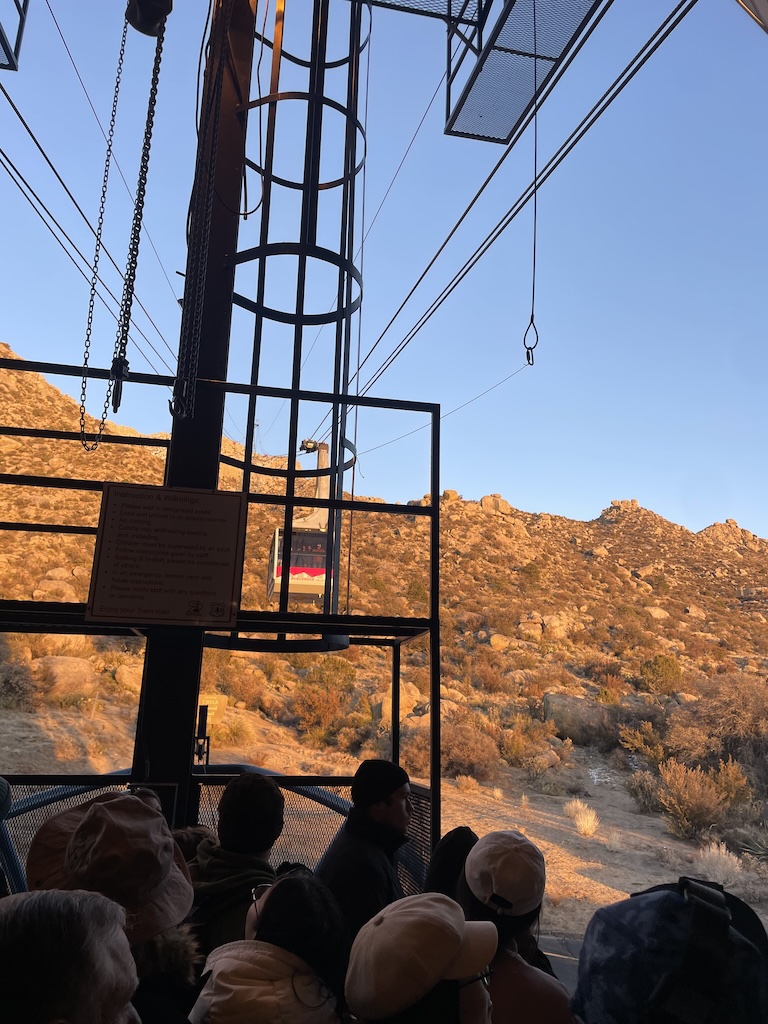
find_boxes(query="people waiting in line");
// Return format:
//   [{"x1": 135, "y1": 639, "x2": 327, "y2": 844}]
[
  {"x1": 571, "y1": 875, "x2": 768, "y2": 1024},
  {"x1": 189, "y1": 771, "x2": 285, "y2": 953},
  {"x1": 0, "y1": 887, "x2": 140, "y2": 1023},
  {"x1": 189, "y1": 868, "x2": 350, "y2": 1024},
  {"x1": 25, "y1": 790, "x2": 200, "y2": 1024},
  {"x1": 457, "y1": 830, "x2": 575, "y2": 1023},
  {"x1": 316, "y1": 759, "x2": 412, "y2": 937},
  {"x1": 345, "y1": 891, "x2": 498, "y2": 1024}
]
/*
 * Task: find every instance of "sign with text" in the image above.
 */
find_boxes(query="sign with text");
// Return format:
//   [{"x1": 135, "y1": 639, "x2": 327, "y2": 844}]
[{"x1": 87, "y1": 484, "x2": 247, "y2": 627}]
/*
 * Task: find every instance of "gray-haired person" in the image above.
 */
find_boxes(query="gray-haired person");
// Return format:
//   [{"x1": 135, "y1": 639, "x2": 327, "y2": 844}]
[{"x1": 0, "y1": 887, "x2": 140, "y2": 1023}]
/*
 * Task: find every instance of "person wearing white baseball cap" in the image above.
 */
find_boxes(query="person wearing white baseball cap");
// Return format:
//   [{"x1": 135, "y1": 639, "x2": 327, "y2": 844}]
[
  {"x1": 345, "y1": 891, "x2": 498, "y2": 1023},
  {"x1": 458, "y1": 830, "x2": 576, "y2": 1024}
]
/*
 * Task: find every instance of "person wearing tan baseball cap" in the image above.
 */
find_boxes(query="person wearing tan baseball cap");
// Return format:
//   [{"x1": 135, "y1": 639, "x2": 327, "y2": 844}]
[
  {"x1": 26, "y1": 791, "x2": 200, "y2": 1024},
  {"x1": 345, "y1": 891, "x2": 498, "y2": 1023},
  {"x1": 458, "y1": 830, "x2": 576, "y2": 1024}
]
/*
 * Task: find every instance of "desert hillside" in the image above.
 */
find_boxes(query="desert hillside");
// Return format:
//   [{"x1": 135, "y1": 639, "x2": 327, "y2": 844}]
[{"x1": 1, "y1": 343, "x2": 767, "y2": 932}]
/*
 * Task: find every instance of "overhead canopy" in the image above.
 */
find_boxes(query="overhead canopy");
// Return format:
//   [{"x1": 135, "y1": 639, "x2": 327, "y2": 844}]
[{"x1": 735, "y1": 0, "x2": 768, "y2": 33}]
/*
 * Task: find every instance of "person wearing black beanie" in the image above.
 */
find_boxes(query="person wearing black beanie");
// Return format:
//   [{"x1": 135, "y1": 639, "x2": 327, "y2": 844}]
[{"x1": 316, "y1": 759, "x2": 412, "y2": 938}]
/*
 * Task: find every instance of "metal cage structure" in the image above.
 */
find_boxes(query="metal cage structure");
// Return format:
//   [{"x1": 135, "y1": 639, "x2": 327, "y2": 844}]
[
  {"x1": 0, "y1": 0, "x2": 442, "y2": 871},
  {"x1": 0, "y1": 0, "x2": 30, "y2": 72}
]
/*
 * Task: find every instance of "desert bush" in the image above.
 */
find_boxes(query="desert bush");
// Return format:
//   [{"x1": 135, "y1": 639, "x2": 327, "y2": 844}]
[
  {"x1": 292, "y1": 657, "x2": 358, "y2": 745},
  {"x1": 210, "y1": 716, "x2": 254, "y2": 746},
  {"x1": 500, "y1": 714, "x2": 556, "y2": 767},
  {"x1": 564, "y1": 798, "x2": 600, "y2": 836},
  {"x1": 657, "y1": 759, "x2": 729, "y2": 838},
  {"x1": 666, "y1": 673, "x2": 768, "y2": 797},
  {"x1": 691, "y1": 840, "x2": 743, "y2": 888},
  {"x1": 0, "y1": 661, "x2": 35, "y2": 710},
  {"x1": 455, "y1": 774, "x2": 480, "y2": 793},
  {"x1": 442, "y1": 722, "x2": 500, "y2": 782},
  {"x1": 400, "y1": 728, "x2": 430, "y2": 778},
  {"x1": 619, "y1": 720, "x2": 665, "y2": 768},
  {"x1": 639, "y1": 654, "x2": 682, "y2": 695},
  {"x1": 218, "y1": 672, "x2": 264, "y2": 711},
  {"x1": 626, "y1": 770, "x2": 662, "y2": 813}
]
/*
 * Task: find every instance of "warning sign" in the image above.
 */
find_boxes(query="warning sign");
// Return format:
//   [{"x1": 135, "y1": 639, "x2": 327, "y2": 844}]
[{"x1": 86, "y1": 484, "x2": 247, "y2": 627}]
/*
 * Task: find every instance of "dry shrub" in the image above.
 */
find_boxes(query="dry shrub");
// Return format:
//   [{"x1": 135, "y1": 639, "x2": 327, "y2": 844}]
[
  {"x1": 564, "y1": 798, "x2": 601, "y2": 836},
  {"x1": 442, "y1": 722, "x2": 500, "y2": 782},
  {"x1": 500, "y1": 714, "x2": 556, "y2": 767},
  {"x1": 627, "y1": 770, "x2": 662, "y2": 813},
  {"x1": 666, "y1": 673, "x2": 768, "y2": 797},
  {"x1": 657, "y1": 759, "x2": 731, "y2": 838},
  {"x1": 604, "y1": 829, "x2": 622, "y2": 853},
  {"x1": 491, "y1": 786, "x2": 504, "y2": 801},
  {"x1": 619, "y1": 720, "x2": 665, "y2": 768},
  {"x1": 691, "y1": 841, "x2": 743, "y2": 888},
  {"x1": 400, "y1": 728, "x2": 430, "y2": 778},
  {"x1": 220, "y1": 673, "x2": 264, "y2": 711},
  {"x1": 455, "y1": 774, "x2": 480, "y2": 793},
  {"x1": 209, "y1": 716, "x2": 254, "y2": 747},
  {"x1": 0, "y1": 661, "x2": 35, "y2": 710}
]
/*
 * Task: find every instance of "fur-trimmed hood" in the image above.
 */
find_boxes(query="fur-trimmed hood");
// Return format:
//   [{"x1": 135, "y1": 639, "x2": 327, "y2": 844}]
[{"x1": 132, "y1": 921, "x2": 202, "y2": 985}]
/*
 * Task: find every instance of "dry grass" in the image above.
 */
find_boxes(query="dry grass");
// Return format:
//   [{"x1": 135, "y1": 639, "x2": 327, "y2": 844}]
[
  {"x1": 564, "y1": 798, "x2": 601, "y2": 837},
  {"x1": 490, "y1": 786, "x2": 504, "y2": 801},
  {"x1": 455, "y1": 774, "x2": 481, "y2": 793},
  {"x1": 691, "y1": 840, "x2": 743, "y2": 888}
]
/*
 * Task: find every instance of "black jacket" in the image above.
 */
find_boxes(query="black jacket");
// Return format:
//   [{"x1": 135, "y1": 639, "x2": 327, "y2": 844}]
[{"x1": 316, "y1": 807, "x2": 407, "y2": 937}]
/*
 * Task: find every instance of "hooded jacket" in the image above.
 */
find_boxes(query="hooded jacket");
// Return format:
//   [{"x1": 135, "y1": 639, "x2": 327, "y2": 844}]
[
  {"x1": 315, "y1": 808, "x2": 407, "y2": 937},
  {"x1": 189, "y1": 838, "x2": 275, "y2": 953},
  {"x1": 131, "y1": 922, "x2": 202, "y2": 1024},
  {"x1": 188, "y1": 939, "x2": 342, "y2": 1024}
]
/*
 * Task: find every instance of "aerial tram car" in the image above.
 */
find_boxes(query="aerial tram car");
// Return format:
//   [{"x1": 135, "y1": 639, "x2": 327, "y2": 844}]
[{"x1": 267, "y1": 440, "x2": 331, "y2": 604}]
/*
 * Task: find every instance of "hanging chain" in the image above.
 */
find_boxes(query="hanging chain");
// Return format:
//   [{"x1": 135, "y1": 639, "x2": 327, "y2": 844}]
[
  {"x1": 111, "y1": 18, "x2": 166, "y2": 415},
  {"x1": 79, "y1": 15, "x2": 166, "y2": 449},
  {"x1": 80, "y1": 18, "x2": 128, "y2": 451},
  {"x1": 523, "y1": 0, "x2": 540, "y2": 367}
]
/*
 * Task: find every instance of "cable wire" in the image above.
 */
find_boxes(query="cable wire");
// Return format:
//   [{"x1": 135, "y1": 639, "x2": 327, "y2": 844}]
[
  {"x1": 44, "y1": 0, "x2": 180, "y2": 305},
  {"x1": 355, "y1": 0, "x2": 701, "y2": 400}
]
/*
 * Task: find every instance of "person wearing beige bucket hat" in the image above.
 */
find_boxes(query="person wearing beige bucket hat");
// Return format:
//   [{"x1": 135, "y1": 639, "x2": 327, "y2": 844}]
[
  {"x1": 345, "y1": 891, "x2": 498, "y2": 1023},
  {"x1": 26, "y1": 791, "x2": 201, "y2": 1024},
  {"x1": 458, "y1": 830, "x2": 576, "y2": 1024}
]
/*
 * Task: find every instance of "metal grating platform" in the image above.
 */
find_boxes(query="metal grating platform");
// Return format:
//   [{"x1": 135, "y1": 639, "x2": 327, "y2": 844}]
[
  {"x1": 0, "y1": 0, "x2": 30, "y2": 72},
  {"x1": 365, "y1": 0, "x2": 485, "y2": 25},
  {"x1": 447, "y1": 0, "x2": 614, "y2": 143}
]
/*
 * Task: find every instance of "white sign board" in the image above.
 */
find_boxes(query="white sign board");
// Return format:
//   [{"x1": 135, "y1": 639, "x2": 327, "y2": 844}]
[{"x1": 87, "y1": 484, "x2": 247, "y2": 627}]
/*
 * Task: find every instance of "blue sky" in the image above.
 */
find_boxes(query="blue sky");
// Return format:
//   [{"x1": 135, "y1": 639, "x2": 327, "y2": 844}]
[{"x1": 1, "y1": 1, "x2": 767, "y2": 538}]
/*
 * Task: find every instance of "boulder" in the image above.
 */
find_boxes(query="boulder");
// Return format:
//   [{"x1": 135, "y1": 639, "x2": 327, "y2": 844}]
[
  {"x1": 481, "y1": 494, "x2": 512, "y2": 516},
  {"x1": 489, "y1": 633, "x2": 511, "y2": 651},
  {"x1": 33, "y1": 656, "x2": 100, "y2": 700},
  {"x1": 114, "y1": 663, "x2": 143, "y2": 693},
  {"x1": 684, "y1": 604, "x2": 706, "y2": 619},
  {"x1": 646, "y1": 606, "x2": 670, "y2": 620},
  {"x1": 543, "y1": 692, "x2": 611, "y2": 746}
]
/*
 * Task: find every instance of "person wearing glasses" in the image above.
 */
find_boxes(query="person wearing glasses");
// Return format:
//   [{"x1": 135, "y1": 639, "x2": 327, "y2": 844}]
[
  {"x1": 345, "y1": 892, "x2": 497, "y2": 1023},
  {"x1": 457, "y1": 830, "x2": 575, "y2": 1024},
  {"x1": 189, "y1": 869, "x2": 350, "y2": 1024}
]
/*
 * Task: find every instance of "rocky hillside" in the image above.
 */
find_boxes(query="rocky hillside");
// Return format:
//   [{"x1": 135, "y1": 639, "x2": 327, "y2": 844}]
[{"x1": 2, "y1": 344, "x2": 768, "y2": 846}]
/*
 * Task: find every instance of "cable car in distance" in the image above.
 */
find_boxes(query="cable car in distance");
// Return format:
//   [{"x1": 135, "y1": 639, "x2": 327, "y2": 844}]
[{"x1": 267, "y1": 440, "x2": 330, "y2": 603}]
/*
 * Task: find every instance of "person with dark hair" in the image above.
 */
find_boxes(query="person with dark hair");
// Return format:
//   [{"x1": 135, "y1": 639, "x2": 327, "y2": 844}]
[
  {"x1": 424, "y1": 825, "x2": 479, "y2": 900},
  {"x1": 458, "y1": 830, "x2": 575, "y2": 1024},
  {"x1": 189, "y1": 870, "x2": 350, "y2": 1023},
  {"x1": 0, "y1": 888, "x2": 140, "y2": 1023},
  {"x1": 345, "y1": 892, "x2": 498, "y2": 1024},
  {"x1": 26, "y1": 790, "x2": 200, "y2": 1024},
  {"x1": 316, "y1": 759, "x2": 412, "y2": 937},
  {"x1": 189, "y1": 771, "x2": 285, "y2": 953}
]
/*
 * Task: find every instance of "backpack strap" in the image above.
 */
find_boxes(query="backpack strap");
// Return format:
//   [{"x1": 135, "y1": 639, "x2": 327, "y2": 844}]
[{"x1": 648, "y1": 877, "x2": 731, "y2": 1024}]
